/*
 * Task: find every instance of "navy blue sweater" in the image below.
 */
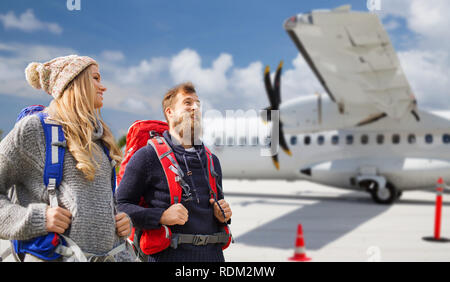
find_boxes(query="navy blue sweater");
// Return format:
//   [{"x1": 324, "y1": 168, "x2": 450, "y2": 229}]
[{"x1": 116, "y1": 131, "x2": 226, "y2": 262}]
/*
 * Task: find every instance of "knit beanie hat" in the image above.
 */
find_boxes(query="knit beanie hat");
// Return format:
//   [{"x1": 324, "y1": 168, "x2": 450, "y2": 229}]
[{"x1": 25, "y1": 55, "x2": 97, "y2": 99}]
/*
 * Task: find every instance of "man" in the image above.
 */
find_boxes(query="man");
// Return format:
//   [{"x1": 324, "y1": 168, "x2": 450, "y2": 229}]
[{"x1": 116, "y1": 82, "x2": 232, "y2": 262}]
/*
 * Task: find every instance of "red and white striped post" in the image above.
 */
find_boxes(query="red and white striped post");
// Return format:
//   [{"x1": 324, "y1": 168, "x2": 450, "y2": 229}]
[
  {"x1": 423, "y1": 177, "x2": 450, "y2": 242},
  {"x1": 434, "y1": 178, "x2": 444, "y2": 240}
]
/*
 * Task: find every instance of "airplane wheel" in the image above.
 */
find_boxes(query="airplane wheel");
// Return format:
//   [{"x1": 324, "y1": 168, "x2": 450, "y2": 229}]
[{"x1": 371, "y1": 182, "x2": 397, "y2": 204}]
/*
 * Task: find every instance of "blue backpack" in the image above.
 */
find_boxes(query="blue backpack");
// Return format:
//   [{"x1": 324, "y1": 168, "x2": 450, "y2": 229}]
[{"x1": 6, "y1": 105, "x2": 117, "y2": 261}]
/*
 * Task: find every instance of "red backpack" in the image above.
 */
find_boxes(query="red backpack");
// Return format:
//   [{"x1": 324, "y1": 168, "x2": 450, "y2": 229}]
[
  {"x1": 117, "y1": 120, "x2": 232, "y2": 260},
  {"x1": 117, "y1": 120, "x2": 169, "y2": 185}
]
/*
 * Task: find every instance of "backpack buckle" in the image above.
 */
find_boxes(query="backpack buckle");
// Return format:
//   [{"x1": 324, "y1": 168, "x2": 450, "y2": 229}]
[
  {"x1": 47, "y1": 178, "x2": 58, "y2": 208},
  {"x1": 170, "y1": 234, "x2": 179, "y2": 249},
  {"x1": 192, "y1": 235, "x2": 209, "y2": 246}
]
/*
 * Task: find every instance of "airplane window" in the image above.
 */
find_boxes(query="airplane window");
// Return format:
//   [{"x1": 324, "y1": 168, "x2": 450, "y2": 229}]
[
  {"x1": 290, "y1": 136, "x2": 297, "y2": 146},
  {"x1": 376, "y1": 134, "x2": 384, "y2": 145},
  {"x1": 317, "y1": 135, "x2": 325, "y2": 145},
  {"x1": 346, "y1": 135, "x2": 353, "y2": 145},
  {"x1": 392, "y1": 134, "x2": 400, "y2": 144},
  {"x1": 408, "y1": 134, "x2": 416, "y2": 144},
  {"x1": 361, "y1": 134, "x2": 369, "y2": 145},
  {"x1": 227, "y1": 137, "x2": 234, "y2": 146},
  {"x1": 443, "y1": 134, "x2": 450, "y2": 144},
  {"x1": 331, "y1": 135, "x2": 339, "y2": 145},
  {"x1": 425, "y1": 134, "x2": 433, "y2": 144},
  {"x1": 304, "y1": 136, "x2": 311, "y2": 145}
]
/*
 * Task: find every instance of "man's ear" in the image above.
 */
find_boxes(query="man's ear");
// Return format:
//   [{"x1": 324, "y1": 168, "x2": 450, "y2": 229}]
[
  {"x1": 165, "y1": 107, "x2": 171, "y2": 117},
  {"x1": 165, "y1": 107, "x2": 173, "y2": 123}
]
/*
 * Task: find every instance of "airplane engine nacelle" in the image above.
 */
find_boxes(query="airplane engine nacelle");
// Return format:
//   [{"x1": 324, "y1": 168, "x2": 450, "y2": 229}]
[{"x1": 299, "y1": 159, "x2": 359, "y2": 190}]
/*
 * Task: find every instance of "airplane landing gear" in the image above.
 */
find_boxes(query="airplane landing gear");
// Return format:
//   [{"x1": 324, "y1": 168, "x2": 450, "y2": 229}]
[
  {"x1": 359, "y1": 179, "x2": 397, "y2": 204},
  {"x1": 370, "y1": 182, "x2": 397, "y2": 204}
]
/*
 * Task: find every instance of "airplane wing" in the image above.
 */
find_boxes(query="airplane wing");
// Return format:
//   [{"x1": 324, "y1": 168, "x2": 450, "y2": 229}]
[{"x1": 284, "y1": 5, "x2": 418, "y2": 120}]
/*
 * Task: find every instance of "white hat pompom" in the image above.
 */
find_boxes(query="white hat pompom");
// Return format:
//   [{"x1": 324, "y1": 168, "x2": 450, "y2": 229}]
[{"x1": 25, "y1": 62, "x2": 42, "y2": 90}]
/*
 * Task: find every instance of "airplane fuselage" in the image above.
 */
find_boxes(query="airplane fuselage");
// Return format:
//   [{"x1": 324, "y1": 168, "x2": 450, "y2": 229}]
[{"x1": 204, "y1": 105, "x2": 450, "y2": 200}]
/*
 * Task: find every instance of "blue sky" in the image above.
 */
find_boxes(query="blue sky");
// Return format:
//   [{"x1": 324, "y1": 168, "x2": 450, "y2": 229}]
[{"x1": 0, "y1": 0, "x2": 449, "y2": 137}]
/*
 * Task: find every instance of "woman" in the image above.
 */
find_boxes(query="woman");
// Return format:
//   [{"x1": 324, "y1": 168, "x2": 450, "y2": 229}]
[{"x1": 0, "y1": 55, "x2": 132, "y2": 261}]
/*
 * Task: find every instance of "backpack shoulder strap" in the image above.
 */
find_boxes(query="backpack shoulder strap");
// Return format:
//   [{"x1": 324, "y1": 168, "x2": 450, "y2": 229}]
[
  {"x1": 204, "y1": 146, "x2": 218, "y2": 199},
  {"x1": 100, "y1": 143, "x2": 117, "y2": 194},
  {"x1": 37, "y1": 112, "x2": 66, "y2": 208},
  {"x1": 147, "y1": 136, "x2": 184, "y2": 205},
  {"x1": 204, "y1": 146, "x2": 229, "y2": 228}
]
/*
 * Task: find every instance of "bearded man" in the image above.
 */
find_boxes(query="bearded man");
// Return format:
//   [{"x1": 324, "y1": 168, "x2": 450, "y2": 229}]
[{"x1": 116, "y1": 82, "x2": 232, "y2": 262}]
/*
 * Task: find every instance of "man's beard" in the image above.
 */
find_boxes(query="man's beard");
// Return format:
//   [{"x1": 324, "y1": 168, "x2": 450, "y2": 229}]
[{"x1": 172, "y1": 111, "x2": 203, "y2": 146}]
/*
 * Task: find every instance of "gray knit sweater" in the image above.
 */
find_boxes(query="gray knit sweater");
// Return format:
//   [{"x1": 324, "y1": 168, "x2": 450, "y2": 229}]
[{"x1": 0, "y1": 114, "x2": 132, "y2": 261}]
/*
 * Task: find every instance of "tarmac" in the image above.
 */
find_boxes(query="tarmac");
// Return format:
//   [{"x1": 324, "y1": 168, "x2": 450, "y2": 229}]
[
  {"x1": 222, "y1": 179, "x2": 450, "y2": 262},
  {"x1": 1, "y1": 179, "x2": 450, "y2": 262}
]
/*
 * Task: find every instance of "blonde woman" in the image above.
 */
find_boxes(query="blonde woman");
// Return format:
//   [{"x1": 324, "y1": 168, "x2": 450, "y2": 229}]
[{"x1": 0, "y1": 55, "x2": 132, "y2": 262}]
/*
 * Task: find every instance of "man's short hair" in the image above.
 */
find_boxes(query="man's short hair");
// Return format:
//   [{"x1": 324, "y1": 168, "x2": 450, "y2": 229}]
[{"x1": 162, "y1": 81, "x2": 196, "y2": 121}]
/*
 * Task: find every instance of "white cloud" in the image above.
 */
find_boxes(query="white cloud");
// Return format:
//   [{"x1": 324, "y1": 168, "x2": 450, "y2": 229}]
[
  {"x1": 373, "y1": 0, "x2": 450, "y2": 109},
  {"x1": 0, "y1": 9, "x2": 62, "y2": 34},
  {"x1": 170, "y1": 49, "x2": 233, "y2": 96},
  {"x1": 408, "y1": 1, "x2": 450, "y2": 49},
  {"x1": 383, "y1": 19, "x2": 400, "y2": 31},
  {"x1": 167, "y1": 48, "x2": 326, "y2": 111},
  {"x1": 398, "y1": 50, "x2": 450, "y2": 110},
  {"x1": 229, "y1": 61, "x2": 264, "y2": 99},
  {"x1": 120, "y1": 57, "x2": 169, "y2": 84},
  {"x1": 0, "y1": 41, "x2": 327, "y2": 117},
  {"x1": 378, "y1": 0, "x2": 450, "y2": 49},
  {"x1": 100, "y1": 50, "x2": 125, "y2": 62}
]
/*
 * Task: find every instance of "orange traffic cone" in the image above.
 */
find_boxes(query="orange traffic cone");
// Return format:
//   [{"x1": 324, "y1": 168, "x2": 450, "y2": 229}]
[{"x1": 289, "y1": 224, "x2": 312, "y2": 262}]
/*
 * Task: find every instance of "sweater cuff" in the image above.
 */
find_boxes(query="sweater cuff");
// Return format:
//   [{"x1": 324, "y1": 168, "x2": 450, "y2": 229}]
[
  {"x1": 28, "y1": 203, "x2": 49, "y2": 238},
  {"x1": 215, "y1": 217, "x2": 231, "y2": 225},
  {"x1": 150, "y1": 208, "x2": 166, "y2": 229},
  {"x1": 136, "y1": 207, "x2": 166, "y2": 230}
]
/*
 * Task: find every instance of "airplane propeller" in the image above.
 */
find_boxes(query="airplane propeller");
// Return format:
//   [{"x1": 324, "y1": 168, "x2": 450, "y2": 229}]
[{"x1": 262, "y1": 61, "x2": 292, "y2": 170}]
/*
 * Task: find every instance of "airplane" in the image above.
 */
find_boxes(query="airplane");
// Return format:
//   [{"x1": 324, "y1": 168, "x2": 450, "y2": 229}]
[{"x1": 201, "y1": 5, "x2": 450, "y2": 204}]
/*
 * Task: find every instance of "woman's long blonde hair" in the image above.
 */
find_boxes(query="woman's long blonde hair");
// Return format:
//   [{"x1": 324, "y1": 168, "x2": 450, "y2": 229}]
[{"x1": 46, "y1": 65, "x2": 122, "y2": 181}]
